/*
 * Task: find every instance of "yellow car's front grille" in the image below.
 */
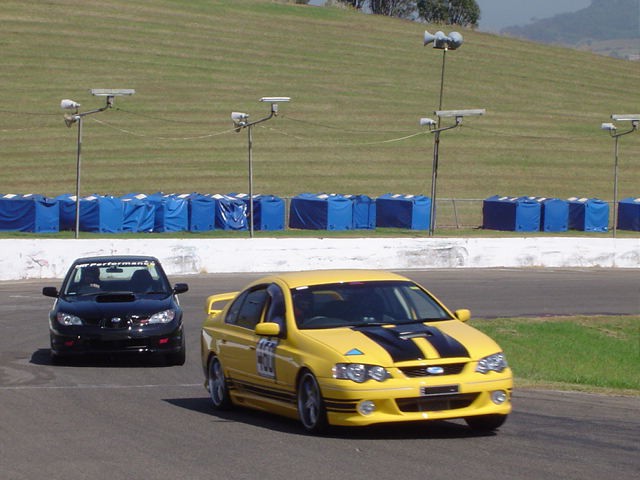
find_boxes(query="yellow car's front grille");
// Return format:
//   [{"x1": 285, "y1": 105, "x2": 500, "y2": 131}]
[
  {"x1": 395, "y1": 393, "x2": 478, "y2": 412},
  {"x1": 398, "y1": 363, "x2": 466, "y2": 377}
]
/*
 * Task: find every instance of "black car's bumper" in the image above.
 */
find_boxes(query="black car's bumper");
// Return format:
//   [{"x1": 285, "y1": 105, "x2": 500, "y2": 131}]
[{"x1": 50, "y1": 323, "x2": 184, "y2": 357}]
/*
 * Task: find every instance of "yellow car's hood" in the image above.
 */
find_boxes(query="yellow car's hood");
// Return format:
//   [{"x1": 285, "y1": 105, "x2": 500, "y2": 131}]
[{"x1": 301, "y1": 320, "x2": 500, "y2": 365}]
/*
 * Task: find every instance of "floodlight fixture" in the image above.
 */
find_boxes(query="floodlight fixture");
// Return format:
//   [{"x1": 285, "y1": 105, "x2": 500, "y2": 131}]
[
  {"x1": 601, "y1": 123, "x2": 616, "y2": 131},
  {"x1": 436, "y1": 109, "x2": 485, "y2": 118},
  {"x1": 611, "y1": 114, "x2": 640, "y2": 122},
  {"x1": 260, "y1": 96, "x2": 290, "y2": 115},
  {"x1": 260, "y1": 97, "x2": 291, "y2": 103},
  {"x1": 231, "y1": 96, "x2": 291, "y2": 237},
  {"x1": 90, "y1": 88, "x2": 135, "y2": 97}
]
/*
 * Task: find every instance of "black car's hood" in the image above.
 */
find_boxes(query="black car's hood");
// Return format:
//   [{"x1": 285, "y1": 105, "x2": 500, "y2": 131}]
[{"x1": 56, "y1": 293, "x2": 177, "y2": 323}]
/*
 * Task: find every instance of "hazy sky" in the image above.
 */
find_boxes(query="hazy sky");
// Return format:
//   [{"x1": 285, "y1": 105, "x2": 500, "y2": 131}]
[
  {"x1": 475, "y1": 0, "x2": 592, "y2": 31},
  {"x1": 308, "y1": 1, "x2": 593, "y2": 31}
]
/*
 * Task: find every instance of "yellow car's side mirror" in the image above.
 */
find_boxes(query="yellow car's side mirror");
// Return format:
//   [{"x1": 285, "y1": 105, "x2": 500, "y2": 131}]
[{"x1": 255, "y1": 322, "x2": 281, "y2": 337}]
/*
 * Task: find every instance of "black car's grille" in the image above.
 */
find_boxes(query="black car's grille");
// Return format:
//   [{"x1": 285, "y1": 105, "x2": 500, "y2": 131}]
[
  {"x1": 396, "y1": 393, "x2": 478, "y2": 412},
  {"x1": 399, "y1": 363, "x2": 466, "y2": 377},
  {"x1": 78, "y1": 315, "x2": 151, "y2": 328}
]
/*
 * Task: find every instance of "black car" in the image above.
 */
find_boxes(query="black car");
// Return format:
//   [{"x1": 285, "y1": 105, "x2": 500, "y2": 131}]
[{"x1": 43, "y1": 255, "x2": 188, "y2": 365}]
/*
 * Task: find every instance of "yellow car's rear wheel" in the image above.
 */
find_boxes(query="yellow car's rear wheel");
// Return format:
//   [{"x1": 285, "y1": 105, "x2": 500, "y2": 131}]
[
  {"x1": 208, "y1": 356, "x2": 232, "y2": 409},
  {"x1": 297, "y1": 371, "x2": 328, "y2": 434}
]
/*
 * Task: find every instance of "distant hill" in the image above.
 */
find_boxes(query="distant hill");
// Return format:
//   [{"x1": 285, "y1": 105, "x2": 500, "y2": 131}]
[{"x1": 502, "y1": 0, "x2": 640, "y2": 60}]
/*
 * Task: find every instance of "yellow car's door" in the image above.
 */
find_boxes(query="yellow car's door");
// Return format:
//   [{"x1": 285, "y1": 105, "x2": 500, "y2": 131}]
[{"x1": 217, "y1": 287, "x2": 270, "y2": 393}]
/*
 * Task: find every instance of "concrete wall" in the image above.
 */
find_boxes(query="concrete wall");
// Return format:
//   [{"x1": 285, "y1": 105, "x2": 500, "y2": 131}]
[{"x1": 3, "y1": 237, "x2": 638, "y2": 281}]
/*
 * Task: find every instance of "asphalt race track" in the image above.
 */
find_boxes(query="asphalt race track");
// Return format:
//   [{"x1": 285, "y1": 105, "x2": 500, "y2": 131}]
[{"x1": 1, "y1": 269, "x2": 638, "y2": 480}]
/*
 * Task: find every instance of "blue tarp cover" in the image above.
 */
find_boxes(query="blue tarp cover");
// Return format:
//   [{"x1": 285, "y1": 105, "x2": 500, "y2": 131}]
[
  {"x1": 212, "y1": 194, "x2": 247, "y2": 230},
  {"x1": 0, "y1": 194, "x2": 59, "y2": 232},
  {"x1": 177, "y1": 193, "x2": 216, "y2": 232},
  {"x1": 617, "y1": 197, "x2": 640, "y2": 231},
  {"x1": 289, "y1": 193, "x2": 353, "y2": 230},
  {"x1": 533, "y1": 197, "x2": 569, "y2": 232},
  {"x1": 121, "y1": 194, "x2": 155, "y2": 232},
  {"x1": 146, "y1": 193, "x2": 188, "y2": 232},
  {"x1": 376, "y1": 193, "x2": 430, "y2": 230},
  {"x1": 482, "y1": 195, "x2": 540, "y2": 232},
  {"x1": 568, "y1": 197, "x2": 609, "y2": 232},
  {"x1": 79, "y1": 195, "x2": 124, "y2": 233},
  {"x1": 345, "y1": 194, "x2": 376, "y2": 230},
  {"x1": 227, "y1": 193, "x2": 285, "y2": 231}
]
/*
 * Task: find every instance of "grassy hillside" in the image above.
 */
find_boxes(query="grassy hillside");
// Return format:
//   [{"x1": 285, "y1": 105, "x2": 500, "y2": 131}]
[{"x1": 1, "y1": 0, "x2": 639, "y2": 208}]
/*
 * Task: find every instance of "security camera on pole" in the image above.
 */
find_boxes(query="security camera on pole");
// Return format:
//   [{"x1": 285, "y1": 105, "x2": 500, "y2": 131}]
[
  {"x1": 60, "y1": 89, "x2": 135, "y2": 238},
  {"x1": 231, "y1": 97, "x2": 291, "y2": 238},
  {"x1": 601, "y1": 114, "x2": 639, "y2": 237},
  {"x1": 422, "y1": 31, "x2": 483, "y2": 236}
]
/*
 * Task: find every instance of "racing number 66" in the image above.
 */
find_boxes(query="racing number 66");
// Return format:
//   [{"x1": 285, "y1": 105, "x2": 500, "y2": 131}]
[{"x1": 256, "y1": 338, "x2": 277, "y2": 379}]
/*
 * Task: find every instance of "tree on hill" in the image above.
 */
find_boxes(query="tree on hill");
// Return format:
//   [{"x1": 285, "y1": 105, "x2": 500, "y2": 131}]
[
  {"x1": 336, "y1": 0, "x2": 480, "y2": 26},
  {"x1": 416, "y1": 0, "x2": 480, "y2": 27}
]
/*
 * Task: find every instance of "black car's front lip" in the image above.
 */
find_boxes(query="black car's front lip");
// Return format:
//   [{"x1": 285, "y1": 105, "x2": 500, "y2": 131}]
[{"x1": 50, "y1": 322, "x2": 183, "y2": 355}]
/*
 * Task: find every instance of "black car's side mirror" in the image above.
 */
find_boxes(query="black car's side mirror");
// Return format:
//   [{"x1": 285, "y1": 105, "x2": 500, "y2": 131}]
[
  {"x1": 173, "y1": 283, "x2": 189, "y2": 294},
  {"x1": 42, "y1": 287, "x2": 59, "y2": 298}
]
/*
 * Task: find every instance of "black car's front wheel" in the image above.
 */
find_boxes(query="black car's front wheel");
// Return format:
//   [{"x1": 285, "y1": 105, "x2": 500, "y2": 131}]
[
  {"x1": 166, "y1": 336, "x2": 186, "y2": 366},
  {"x1": 207, "y1": 356, "x2": 232, "y2": 409},
  {"x1": 297, "y1": 371, "x2": 328, "y2": 434}
]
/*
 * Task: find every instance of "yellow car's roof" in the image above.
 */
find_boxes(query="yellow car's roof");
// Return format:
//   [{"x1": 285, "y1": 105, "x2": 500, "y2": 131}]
[{"x1": 255, "y1": 269, "x2": 411, "y2": 289}]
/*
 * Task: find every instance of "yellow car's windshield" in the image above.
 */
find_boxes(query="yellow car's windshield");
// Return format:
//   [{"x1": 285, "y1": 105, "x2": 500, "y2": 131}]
[{"x1": 292, "y1": 281, "x2": 452, "y2": 329}]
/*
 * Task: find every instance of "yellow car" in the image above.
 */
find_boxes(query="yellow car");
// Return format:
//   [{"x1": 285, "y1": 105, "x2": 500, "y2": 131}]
[{"x1": 201, "y1": 269, "x2": 512, "y2": 433}]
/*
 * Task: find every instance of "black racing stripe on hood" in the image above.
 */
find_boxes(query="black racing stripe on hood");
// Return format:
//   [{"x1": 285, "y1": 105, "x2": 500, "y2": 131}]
[
  {"x1": 354, "y1": 324, "x2": 469, "y2": 362},
  {"x1": 355, "y1": 326, "x2": 424, "y2": 362}
]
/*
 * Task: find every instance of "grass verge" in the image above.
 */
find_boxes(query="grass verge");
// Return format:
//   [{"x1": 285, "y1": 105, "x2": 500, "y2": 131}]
[{"x1": 471, "y1": 315, "x2": 640, "y2": 395}]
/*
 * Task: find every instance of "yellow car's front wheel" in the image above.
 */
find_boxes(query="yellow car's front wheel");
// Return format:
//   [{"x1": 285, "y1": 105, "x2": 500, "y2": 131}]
[
  {"x1": 465, "y1": 414, "x2": 508, "y2": 432},
  {"x1": 297, "y1": 371, "x2": 328, "y2": 434}
]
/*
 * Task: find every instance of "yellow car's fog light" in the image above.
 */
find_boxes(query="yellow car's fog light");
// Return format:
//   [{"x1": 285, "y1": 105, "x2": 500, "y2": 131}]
[
  {"x1": 491, "y1": 390, "x2": 508, "y2": 405},
  {"x1": 357, "y1": 400, "x2": 376, "y2": 416}
]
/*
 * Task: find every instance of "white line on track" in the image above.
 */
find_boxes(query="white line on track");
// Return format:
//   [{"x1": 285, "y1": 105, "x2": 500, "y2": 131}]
[{"x1": 1, "y1": 383, "x2": 201, "y2": 391}]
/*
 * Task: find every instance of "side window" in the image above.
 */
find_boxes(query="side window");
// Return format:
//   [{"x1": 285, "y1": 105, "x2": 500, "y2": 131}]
[
  {"x1": 265, "y1": 284, "x2": 286, "y2": 333},
  {"x1": 236, "y1": 288, "x2": 269, "y2": 329},
  {"x1": 226, "y1": 291, "x2": 248, "y2": 326}
]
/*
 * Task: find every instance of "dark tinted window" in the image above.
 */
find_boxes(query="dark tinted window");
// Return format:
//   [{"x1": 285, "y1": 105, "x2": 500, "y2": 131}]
[
  {"x1": 292, "y1": 280, "x2": 452, "y2": 329},
  {"x1": 235, "y1": 288, "x2": 268, "y2": 329}
]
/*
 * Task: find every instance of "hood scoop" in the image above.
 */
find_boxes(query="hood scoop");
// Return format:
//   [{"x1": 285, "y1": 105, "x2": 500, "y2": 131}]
[{"x1": 96, "y1": 292, "x2": 136, "y2": 303}]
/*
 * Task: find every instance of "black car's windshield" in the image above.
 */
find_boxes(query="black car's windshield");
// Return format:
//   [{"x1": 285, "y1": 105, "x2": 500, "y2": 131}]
[
  {"x1": 62, "y1": 260, "x2": 171, "y2": 296},
  {"x1": 292, "y1": 280, "x2": 452, "y2": 329}
]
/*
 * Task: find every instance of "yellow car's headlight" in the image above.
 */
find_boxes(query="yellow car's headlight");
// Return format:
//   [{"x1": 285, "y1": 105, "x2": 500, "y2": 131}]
[
  {"x1": 476, "y1": 352, "x2": 508, "y2": 374},
  {"x1": 333, "y1": 363, "x2": 390, "y2": 383}
]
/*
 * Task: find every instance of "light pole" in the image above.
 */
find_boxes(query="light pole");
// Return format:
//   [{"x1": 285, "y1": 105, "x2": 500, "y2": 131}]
[
  {"x1": 601, "y1": 114, "x2": 639, "y2": 237},
  {"x1": 423, "y1": 30, "x2": 464, "y2": 236},
  {"x1": 231, "y1": 97, "x2": 290, "y2": 238},
  {"x1": 420, "y1": 110, "x2": 485, "y2": 236},
  {"x1": 60, "y1": 89, "x2": 135, "y2": 238}
]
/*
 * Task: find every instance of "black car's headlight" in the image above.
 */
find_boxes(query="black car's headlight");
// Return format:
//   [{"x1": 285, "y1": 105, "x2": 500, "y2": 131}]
[
  {"x1": 475, "y1": 352, "x2": 508, "y2": 374},
  {"x1": 147, "y1": 309, "x2": 176, "y2": 324},
  {"x1": 333, "y1": 363, "x2": 390, "y2": 383},
  {"x1": 56, "y1": 312, "x2": 83, "y2": 326}
]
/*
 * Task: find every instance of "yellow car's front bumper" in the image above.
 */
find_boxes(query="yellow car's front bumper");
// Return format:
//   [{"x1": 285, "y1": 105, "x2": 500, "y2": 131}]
[{"x1": 319, "y1": 374, "x2": 513, "y2": 427}]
